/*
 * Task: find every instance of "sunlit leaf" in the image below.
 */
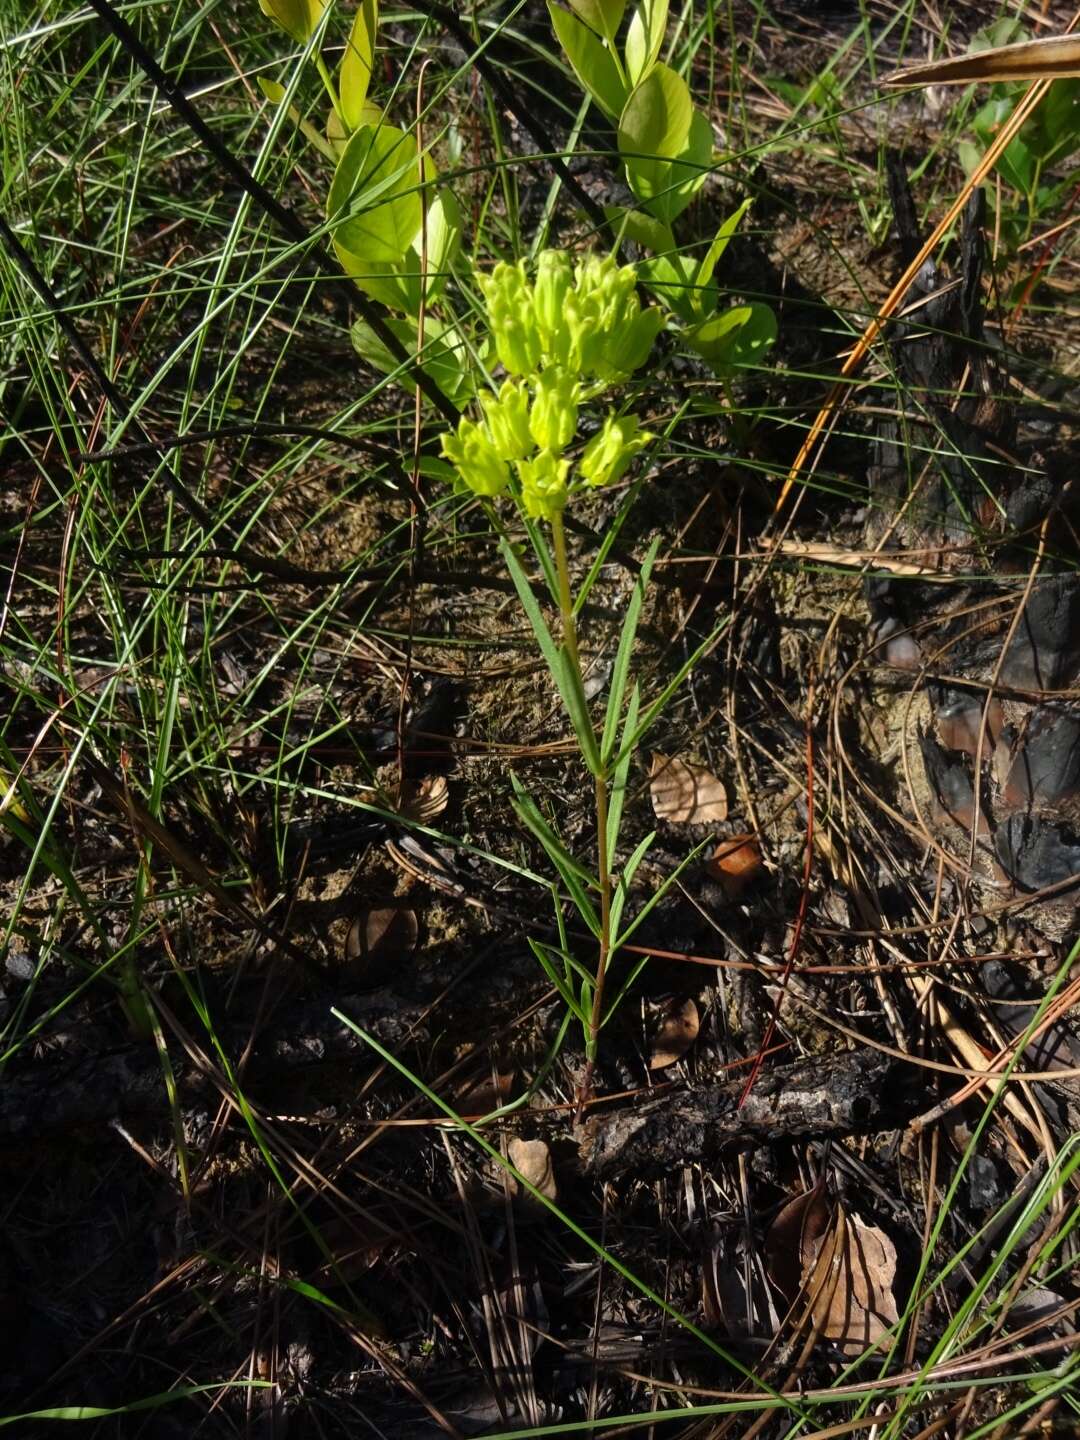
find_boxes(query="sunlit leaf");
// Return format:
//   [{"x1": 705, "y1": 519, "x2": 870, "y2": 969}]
[
  {"x1": 549, "y1": 2, "x2": 629, "y2": 120},
  {"x1": 340, "y1": 0, "x2": 378, "y2": 131},
  {"x1": 566, "y1": 0, "x2": 626, "y2": 40},
  {"x1": 350, "y1": 313, "x2": 472, "y2": 401},
  {"x1": 603, "y1": 204, "x2": 675, "y2": 253},
  {"x1": 259, "y1": 0, "x2": 327, "y2": 44},
  {"x1": 337, "y1": 188, "x2": 462, "y2": 314},
  {"x1": 625, "y1": 0, "x2": 667, "y2": 85},
  {"x1": 328, "y1": 122, "x2": 429, "y2": 264},
  {"x1": 618, "y1": 65, "x2": 711, "y2": 222},
  {"x1": 686, "y1": 301, "x2": 776, "y2": 375},
  {"x1": 694, "y1": 198, "x2": 752, "y2": 308}
]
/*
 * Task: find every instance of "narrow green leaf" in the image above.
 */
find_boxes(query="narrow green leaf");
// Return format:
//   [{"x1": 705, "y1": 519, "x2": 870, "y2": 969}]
[
  {"x1": 529, "y1": 937, "x2": 586, "y2": 1018},
  {"x1": 340, "y1": 0, "x2": 378, "y2": 131},
  {"x1": 510, "y1": 774, "x2": 594, "y2": 885},
  {"x1": 601, "y1": 537, "x2": 658, "y2": 765},
  {"x1": 522, "y1": 515, "x2": 563, "y2": 608},
  {"x1": 694, "y1": 198, "x2": 752, "y2": 310},
  {"x1": 605, "y1": 682, "x2": 640, "y2": 860},
  {"x1": 614, "y1": 618, "x2": 728, "y2": 769},
  {"x1": 608, "y1": 824, "x2": 654, "y2": 938},
  {"x1": 499, "y1": 533, "x2": 563, "y2": 680},
  {"x1": 555, "y1": 645, "x2": 602, "y2": 776},
  {"x1": 614, "y1": 836, "x2": 709, "y2": 950},
  {"x1": 574, "y1": 477, "x2": 643, "y2": 616},
  {"x1": 601, "y1": 950, "x2": 651, "y2": 1027},
  {"x1": 511, "y1": 779, "x2": 602, "y2": 938},
  {"x1": 625, "y1": 0, "x2": 668, "y2": 85},
  {"x1": 549, "y1": 3, "x2": 629, "y2": 120}
]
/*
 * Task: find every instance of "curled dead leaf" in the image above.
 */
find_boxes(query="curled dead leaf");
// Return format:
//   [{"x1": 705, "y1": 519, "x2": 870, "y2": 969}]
[
  {"x1": 767, "y1": 1188, "x2": 899, "y2": 1355},
  {"x1": 706, "y1": 833, "x2": 762, "y2": 898},
  {"x1": 649, "y1": 753, "x2": 729, "y2": 825},
  {"x1": 344, "y1": 906, "x2": 418, "y2": 986},
  {"x1": 398, "y1": 773, "x2": 449, "y2": 822},
  {"x1": 648, "y1": 997, "x2": 700, "y2": 1069}
]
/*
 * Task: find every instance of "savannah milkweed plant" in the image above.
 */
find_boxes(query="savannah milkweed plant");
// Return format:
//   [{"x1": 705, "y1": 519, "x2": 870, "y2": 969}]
[{"x1": 443, "y1": 250, "x2": 715, "y2": 1107}]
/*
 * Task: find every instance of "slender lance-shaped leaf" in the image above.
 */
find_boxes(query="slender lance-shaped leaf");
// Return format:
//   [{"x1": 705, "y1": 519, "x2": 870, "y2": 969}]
[
  {"x1": 529, "y1": 938, "x2": 587, "y2": 1019},
  {"x1": 601, "y1": 950, "x2": 652, "y2": 1028},
  {"x1": 609, "y1": 824, "x2": 655, "y2": 939},
  {"x1": 499, "y1": 533, "x2": 599, "y2": 764},
  {"x1": 574, "y1": 476, "x2": 643, "y2": 615},
  {"x1": 615, "y1": 621, "x2": 727, "y2": 769},
  {"x1": 625, "y1": 0, "x2": 668, "y2": 85},
  {"x1": 695, "y1": 198, "x2": 753, "y2": 308},
  {"x1": 556, "y1": 644, "x2": 602, "y2": 776},
  {"x1": 511, "y1": 776, "x2": 602, "y2": 937},
  {"x1": 605, "y1": 681, "x2": 640, "y2": 860},
  {"x1": 340, "y1": 0, "x2": 378, "y2": 130},
  {"x1": 614, "y1": 836, "x2": 710, "y2": 950},
  {"x1": 601, "y1": 537, "x2": 658, "y2": 765}
]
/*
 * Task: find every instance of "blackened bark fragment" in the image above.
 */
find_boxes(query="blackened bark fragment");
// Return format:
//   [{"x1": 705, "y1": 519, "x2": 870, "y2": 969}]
[
  {"x1": 1001, "y1": 577, "x2": 1080, "y2": 691},
  {"x1": 584, "y1": 1050, "x2": 927, "y2": 1180},
  {"x1": 0, "y1": 993, "x2": 426, "y2": 1142}
]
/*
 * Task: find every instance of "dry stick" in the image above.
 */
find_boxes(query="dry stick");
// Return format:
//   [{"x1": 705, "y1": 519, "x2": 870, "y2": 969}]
[{"x1": 772, "y1": 76, "x2": 1055, "y2": 522}]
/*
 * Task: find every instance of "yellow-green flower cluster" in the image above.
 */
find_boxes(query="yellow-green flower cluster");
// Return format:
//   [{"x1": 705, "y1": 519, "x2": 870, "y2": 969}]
[{"x1": 440, "y1": 249, "x2": 660, "y2": 522}]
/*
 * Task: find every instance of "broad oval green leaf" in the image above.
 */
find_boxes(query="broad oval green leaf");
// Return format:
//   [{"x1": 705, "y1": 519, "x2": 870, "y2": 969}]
[
  {"x1": 340, "y1": 0, "x2": 378, "y2": 131},
  {"x1": 625, "y1": 0, "x2": 668, "y2": 85},
  {"x1": 619, "y1": 61, "x2": 691, "y2": 157},
  {"x1": 549, "y1": 2, "x2": 629, "y2": 120},
  {"x1": 259, "y1": 0, "x2": 327, "y2": 44},
  {"x1": 351, "y1": 313, "x2": 472, "y2": 401},
  {"x1": 639, "y1": 251, "x2": 700, "y2": 321},
  {"x1": 618, "y1": 67, "x2": 711, "y2": 222},
  {"x1": 328, "y1": 123, "x2": 428, "y2": 264},
  {"x1": 337, "y1": 189, "x2": 462, "y2": 315},
  {"x1": 686, "y1": 301, "x2": 777, "y2": 375},
  {"x1": 603, "y1": 204, "x2": 674, "y2": 253},
  {"x1": 567, "y1": 0, "x2": 626, "y2": 40}
]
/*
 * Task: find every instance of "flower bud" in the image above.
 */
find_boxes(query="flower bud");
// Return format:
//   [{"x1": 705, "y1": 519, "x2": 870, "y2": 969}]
[
  {"x1": 441, "y1": 418, "x2": 509, "y2": 497},
  {"x1": 479, "y1": 379, "x2": 533, "y2": 461},
  {"x1": 533, "y1": 250, "x2": 572, "y2": 355},
  {"x1": 517, "y1": 450, "x2": 569, "y2": 521},
  {"x1": 580, "y1": 413, "x2": 653, "y2": 488},
  {"x1": 528, "y1": 368, "x2": 579, "y2": 453},
  {"x1": 598, "y1": 304, "x2": 664, "y2": 379},
  {"x1": 478, "y1": 261, "x2": 541, "y2": 375}
]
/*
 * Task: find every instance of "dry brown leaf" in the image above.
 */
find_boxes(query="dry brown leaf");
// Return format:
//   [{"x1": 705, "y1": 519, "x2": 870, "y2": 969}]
[
  {"x1": 765, "y1": 1184, "x2": 833, "y2": 1308},
  {"x1": 648, "y1": 998, "x2": 700, "y2": 1069},
  {"x1": 802, "y1": 1207, "x2": 899, "y2": 1355},
  {"x1": 649, "y1": 753, "x2": 729, "y2": 825},
  {"x1": 344, "y1": 906, "x2": 418, "y2": 986},
  {"x1": 705, "y1": 833, "x2": 762, "y2": 898},
  {"x1": 768, "y1": 1189, "x2": 898, "y2": 1355},
  {"x1": 507, "y1": 1137, "x2": 557, "y2": 1208}
]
